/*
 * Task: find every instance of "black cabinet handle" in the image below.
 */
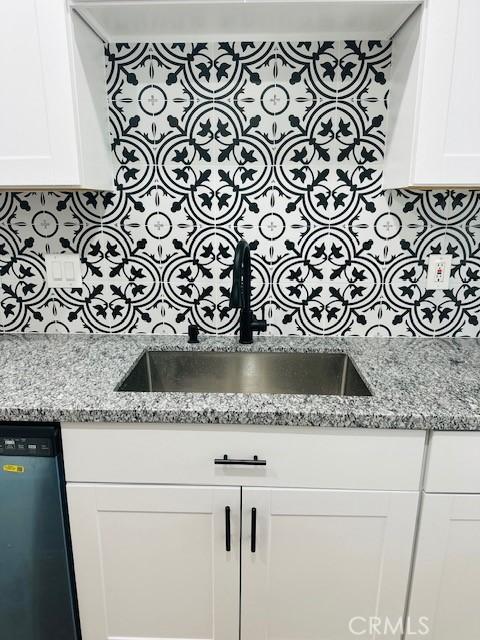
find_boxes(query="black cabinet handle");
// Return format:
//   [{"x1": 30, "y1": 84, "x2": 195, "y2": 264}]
[
  {"x1": 251, "y1": 508, "x2": 257, "y2": 553},
  {"x1": 215, "y1": 455, "x2": 266, "y2": 466},
  {"x1": 225, "y1": 506, "x2": 231, "y2": 552}
]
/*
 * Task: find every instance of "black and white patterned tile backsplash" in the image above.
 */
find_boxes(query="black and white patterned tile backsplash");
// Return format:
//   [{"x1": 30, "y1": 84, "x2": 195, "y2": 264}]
[{"x1": 0, "y1": 41, "x2": 479, "y2": 337}]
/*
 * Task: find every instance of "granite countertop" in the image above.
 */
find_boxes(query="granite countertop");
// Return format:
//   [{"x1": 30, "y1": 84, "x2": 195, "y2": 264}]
[{"x1": 0, "y1": 333, "x2": 479, "y2": 429}]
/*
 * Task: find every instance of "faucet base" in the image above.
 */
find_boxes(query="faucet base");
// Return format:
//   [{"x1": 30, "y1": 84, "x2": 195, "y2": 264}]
[{"x1": 238, "y1": 310, "x2": 267, "y2": 344}]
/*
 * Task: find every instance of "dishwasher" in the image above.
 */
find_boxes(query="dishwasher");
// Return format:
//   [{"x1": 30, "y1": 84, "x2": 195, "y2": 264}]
[{"x1": 0, "y1": 422, "x2": 80, "y2": 639}]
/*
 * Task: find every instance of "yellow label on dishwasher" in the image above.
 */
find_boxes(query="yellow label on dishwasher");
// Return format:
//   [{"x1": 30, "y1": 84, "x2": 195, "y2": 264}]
[{"x1": 3, "y1": 464, "x2": 25, "y2": 474}]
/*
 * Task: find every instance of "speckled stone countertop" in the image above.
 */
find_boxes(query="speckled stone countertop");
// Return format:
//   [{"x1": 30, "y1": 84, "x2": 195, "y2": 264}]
[{"x1": 0, "y1": 334, "x2": 479, "y2": 429}]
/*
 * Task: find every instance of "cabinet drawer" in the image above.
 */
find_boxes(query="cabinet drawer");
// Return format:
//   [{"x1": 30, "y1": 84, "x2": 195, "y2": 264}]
[
  {"x1": 426, "y1": 432, "x2": 480, "y2": 493},
  {"x1": 62, "y1": 423, "x2": 425, "y2": 490}
]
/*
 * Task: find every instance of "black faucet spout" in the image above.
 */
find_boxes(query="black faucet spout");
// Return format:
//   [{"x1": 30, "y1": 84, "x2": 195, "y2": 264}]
[
  {"x1": 229, "y1": 239, "x2": 251, "y2": 310},
  {"x1": 229, "y1": 240, "x2": 267, "y2": 344}
]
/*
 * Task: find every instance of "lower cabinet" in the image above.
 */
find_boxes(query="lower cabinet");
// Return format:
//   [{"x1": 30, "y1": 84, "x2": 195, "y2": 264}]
[
  {"x1": 407, "y1": 494, "x2": 480, "y2": 639},
  {"x1": 67, "y1": 484, "x2": 241, "y2": 640},
  {"x1": 241, "y1": 488, "x2": 419, "y2": 640},
  {"x1": 67, "y1": 484, "x2": 419, "y2": 640}
]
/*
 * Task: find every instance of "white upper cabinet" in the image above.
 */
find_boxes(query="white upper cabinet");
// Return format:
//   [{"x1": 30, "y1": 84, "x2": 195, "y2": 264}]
[
  {"x1": 384, "y1": 0, "x2": 480, "y2": 188},
  {"x1": 0, "y1": 0, "x2": 113, "y2": 190},
  {"x1": 72, "y1": 0, "x2": 421, "y2": 42}
]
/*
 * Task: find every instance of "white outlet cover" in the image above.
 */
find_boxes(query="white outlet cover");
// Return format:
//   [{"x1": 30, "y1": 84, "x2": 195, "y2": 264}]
[
  {"x1": 426, "y1": 254, "x2": 452, "y2": 290},
  {"x1": 45, "y1": 254, "x2": 82, "y2": 289}
]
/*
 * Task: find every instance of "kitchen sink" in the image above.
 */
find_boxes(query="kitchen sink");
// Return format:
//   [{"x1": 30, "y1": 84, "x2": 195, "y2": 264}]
[{"x1": 116, "y1": 351, "x2": 371, "y2": 396}]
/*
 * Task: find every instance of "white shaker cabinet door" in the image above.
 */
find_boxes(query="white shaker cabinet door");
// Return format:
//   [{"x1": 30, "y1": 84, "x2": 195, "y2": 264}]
[
  {"x1": 0, "y1": 0, "x2": 112, "y2": 189},
  {"x1": 414, "y1": 0, "x2": 480, "y2": 185},
  {"x1": 0, "y1": 0, "x2": 79, "y2": 186},
  {"x1": 241, "y1": 488, "x2": 419, "y2": 640},
  {"x1": 67, "y1": 484, "x2": 240, "y2": 640},
  {"x1": 385, "y1": 0, "x2": 480, "y2": 187},
  {"x1": 407, "y1": 494, "x2": 480, "y2": 639}
]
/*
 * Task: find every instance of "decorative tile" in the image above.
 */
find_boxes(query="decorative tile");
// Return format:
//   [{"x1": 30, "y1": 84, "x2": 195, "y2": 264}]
[
  {"x1": 213, "y1": 100, "x2": 275, "y2": 165},
  {"x1": 215, "y1": 226, "x2": 273, "y2": 284},
  {"x1": 383, "y1": 226, "x2": 447, "y2": 288},
  {"x1": 274, "y1": 99, "x2": 338, "y2": 166},
  {"x1": 109, "y1": 100, "x2": 158, "y2": 157},
  {"x1": 101, "y1": 224, "x2": 162, "y2": 283},
  {"x1": 156, "y1": 165, "x2": 216, "y2": 226},
  {"x1": 150, "y1": 42, "x2": 216, "y2": 101},
  {"x1": 380, "y1": 282, "x2": 465, "y2": 338},
  {"x1": 270, "y1": 226, "x2": 330, "y2": 284},
  {"x1": 161, "y1": 278, "x2": 217, "y2": 335},
  {"x1": 335, "y1": 99, "x2": 387, "y2": 164},
  {"x1": 450, "y1": 190, "x2": 480, "y2": 226},
  {"x1": 105, "y1": 43, "x2": 154, "y2": 103},
  {"x1": 107, "y1": 281, "x2": 164, "y2": 334},
  {"x1": 323, "y1": 226, "x2": 385, "y2": 283},
  {"x1": 212, "y1": 42, "x2": 277, "y2": 101},
  {"x1": 0, "y1": 271, "x2": 57, "y2": 333},
  {"x1": 387, "y1": 188, "x2": 452, "y2": 227},
  {"x1": 154, "y1": 100, "x2": 216, "y2": 166},
  {"x1": 216, "y1": 165, "x2": 273, "y2": 227},
  {"x1": 336, "y1": 41, "x2": 392, "y2": 102},
  {"x1": 54, "y1": 282, "x2": 113, "y2": 334},
  {"x1": 161, "y1": 226, "x2": 217, "y2": 284},
  {"x1": 322, "y1": 281, "x2": 383, "y2": 336},
  {"x1": 269, "y1": 279, "x2": 324, "y2": 335},
  {"x1": 275, "y1": 42, "x2": 340, "y2": 101},
  {"x1": 1, "y1": 40, "x2": 480, "y2": 337}
]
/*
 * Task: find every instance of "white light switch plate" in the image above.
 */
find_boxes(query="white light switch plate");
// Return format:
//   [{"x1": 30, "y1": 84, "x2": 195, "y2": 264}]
[
  {"x1": 427, "y1": 254, "x2": 452, "y2": 290},
  {"x1": 45, "y1": 254, "x2": 82, "y2": 289}
]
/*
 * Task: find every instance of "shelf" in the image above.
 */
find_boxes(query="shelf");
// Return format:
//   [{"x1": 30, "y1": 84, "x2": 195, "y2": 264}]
[{"x1": 71, "y1": 0, "x2": 422, "y2": 43}]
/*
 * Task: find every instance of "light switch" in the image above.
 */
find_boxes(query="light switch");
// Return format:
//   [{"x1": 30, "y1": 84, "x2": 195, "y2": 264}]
[{"x1": 45, "y1": 254, "x2": 82, "y2": 289}]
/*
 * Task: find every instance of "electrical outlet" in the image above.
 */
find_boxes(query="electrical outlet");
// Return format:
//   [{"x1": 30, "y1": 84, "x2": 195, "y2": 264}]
[
  {"x1": 45, "y1": 254, "x2": 82, "y2": 289},
  {"x1": 427, "y1": 255, "x2": 452, "y2": 290}
]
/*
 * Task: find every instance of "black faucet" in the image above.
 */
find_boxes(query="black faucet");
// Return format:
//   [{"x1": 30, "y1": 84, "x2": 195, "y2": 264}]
[{"x1": 229, "y1": 240, "x2": 267, "y2": 344}]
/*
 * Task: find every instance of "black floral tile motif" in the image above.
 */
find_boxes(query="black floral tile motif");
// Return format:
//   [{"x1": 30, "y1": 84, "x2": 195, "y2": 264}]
[
  {"x1": 335, "y1": 99, "x2": 387, "y2": 164},
  {"x1": 214, "y1": 100, "x2": 275, "y2": 165},
  {"x1": 105, "y1": 43, "x2": 154, "y2": 103},
  {"x1": 1, "y1": 40, "x2": 480, "y2": 337},
  {"x1": 161, "y1": 278, "x2": 217, "y2": 334},
  {"x1": 54, "y1": 283, "x2": 112, "y2": 334},
  {"x1": 109, "y1": 100, "x2": 158, "y2": 166},
  {"x1": 274, "y1": 99, "x2": 337, "y2": 166},
  {"x1": 275, "y1": 42, "x2": 340, "y2": 101},
  {"x1": 154, "y1": 100, "x2": 217, "y2": 166},
  {"x1": 336, "y1": 41, "x2": 392, "y2": 102},
  {"x1": 156, "y1": 165, "x2": 216, "y2": 226},
  {"x1": 212, "y1": 42, "x2": 277, "y2": 101},
  {"x1": 322, "y1": 281, "x2": 383, "y2": 336},
  {"x1": 149, "y1": 42, "x2": 216, "y2": 101},
  {"x1": 101, "y1": 225, "x2": 161, "y2": 283},
  {"x1": 216, "y1": 165, "x2": 273, "y2": 227}
]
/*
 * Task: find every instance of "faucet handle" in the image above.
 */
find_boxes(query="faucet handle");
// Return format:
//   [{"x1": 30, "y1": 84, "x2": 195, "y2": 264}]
[
  {"x1": 251, "y1": 316, "x2": 267, "y2": 334},
  {"x1": 187, "y1": 324, "x2": 200, "y2": 344}
]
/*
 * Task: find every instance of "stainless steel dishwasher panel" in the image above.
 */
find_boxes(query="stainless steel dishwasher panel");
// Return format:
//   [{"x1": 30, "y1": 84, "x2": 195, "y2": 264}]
[{"x1": 0, "y1": 429, "x2": 79, "y2": 640}]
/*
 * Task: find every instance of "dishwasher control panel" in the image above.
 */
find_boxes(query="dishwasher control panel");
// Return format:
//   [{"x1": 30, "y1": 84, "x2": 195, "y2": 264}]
[{"x1": 0, "y1": 436, "x2": 54, "y2": 457}]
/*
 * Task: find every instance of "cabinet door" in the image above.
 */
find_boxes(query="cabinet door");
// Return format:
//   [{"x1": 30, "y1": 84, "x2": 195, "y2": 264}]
[
  {"x1": 408, "y1": 494, "x2": 480, "y2": 639},
  {"x1": 241, "y1": 488, "x2": 418, "y2": 640},
  {"x1": 415, "y1": 0, "x2": 480, "y2": 185},
  {"x1": 0, "y1": 0, "x2": 79, "y2": 186},
  {"x1": 67, "y1": 484, "x2": 240, "y2": 640}
]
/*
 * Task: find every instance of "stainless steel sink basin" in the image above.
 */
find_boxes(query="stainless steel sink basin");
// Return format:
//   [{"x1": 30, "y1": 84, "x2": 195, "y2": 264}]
[{"x1": 116, "y1": 351, "x2": 371, "y2": 396}]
